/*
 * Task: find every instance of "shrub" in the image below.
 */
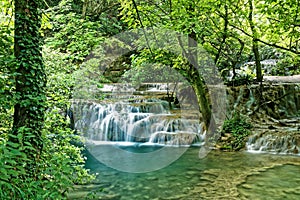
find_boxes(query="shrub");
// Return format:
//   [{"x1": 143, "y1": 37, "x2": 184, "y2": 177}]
[
  {"x1": 221, "y1": 113, "x2": 252, "y2": 151},
  {"x1": 0, "y1": 108, "x2": 95, "y2": 199}
]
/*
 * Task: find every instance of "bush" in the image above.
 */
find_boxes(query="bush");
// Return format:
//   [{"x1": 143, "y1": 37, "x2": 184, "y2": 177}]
[
  {"x1": 0, "y1": 108, "x2": 94, "y2": 199},
  {"x1": 273, "y1": 52, "x2": 300, "y2": 76},
  {"x1": 221, "y1": 113, "x2": 252, "y2": 151}
]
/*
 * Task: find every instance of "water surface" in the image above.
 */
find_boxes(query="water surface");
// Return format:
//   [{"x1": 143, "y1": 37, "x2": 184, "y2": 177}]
[{"x1": 69, "y1": 146, "x2": 300, "y2": 199}]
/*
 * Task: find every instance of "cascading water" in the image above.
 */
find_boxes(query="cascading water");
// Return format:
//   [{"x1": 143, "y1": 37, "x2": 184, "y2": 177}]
[
  {"x1": 246, "y1": 131, "x2": 300, "y2": 155},
  {"x1": 226, "y1": 83, "x2": 300, "y2": 155},
  {"x1": 72, "y1": 83, "x2": 205, "y2": 146}
]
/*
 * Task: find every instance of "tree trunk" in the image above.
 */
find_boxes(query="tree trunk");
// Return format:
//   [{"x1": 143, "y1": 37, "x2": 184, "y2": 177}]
[
  {"x1": 133, "y1": 0, "x2": 214, "y2": 131},
  {"x1": 12, "y1": 0, "x2": 46, "y2": 168},
  {"x1": 191, "y1": 76, "x2": 213, "y2": 131},
  {"x1": 214, "y1": 3, "x2": 229, "y2": 65},
  {"x1": 82, "y1": 0, "x2": 88, "y2": 18},
  {"x1": 248, "y1": 0, "x2": 263, "y2": 83},
  {"x1": 187, "y1": 30, "x2": 214, "y2": 131},
  {"x1": 184, "y1": 3, "x2": 214, "y2": 130},
  {"x1": 252, "y1": 39, "x2": 262, "y2": 82}
]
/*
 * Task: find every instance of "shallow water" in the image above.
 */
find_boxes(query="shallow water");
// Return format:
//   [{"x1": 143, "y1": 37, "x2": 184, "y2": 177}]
[
  {"x1": 238, "y1": 164, "x2": 300, "y2": 200},
  {"x1": 69, "y1": 146, "x2": 300, "y2": 200}
]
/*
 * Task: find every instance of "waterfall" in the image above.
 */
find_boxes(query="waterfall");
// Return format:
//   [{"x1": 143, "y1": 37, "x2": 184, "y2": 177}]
[
  {"x1": 72, "y1": 99, "x2": 204, "y2": 146},
  {"x1": 246, "y1": 132, "x2": 300, "y2": 155}
]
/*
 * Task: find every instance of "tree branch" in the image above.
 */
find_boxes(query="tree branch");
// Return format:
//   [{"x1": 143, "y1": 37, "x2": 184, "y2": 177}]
[
  {"x1": 230, "y1": 24, "x2": 300, "y2": 55},
  {"x1": 131, "y1": 0, "x2": 154, "y2": 56}
]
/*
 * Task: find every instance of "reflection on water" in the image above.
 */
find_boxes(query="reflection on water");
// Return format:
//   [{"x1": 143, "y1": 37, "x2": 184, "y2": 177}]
[{"x1": 69, "y1": 147, "x2": 300, "y2": 200}]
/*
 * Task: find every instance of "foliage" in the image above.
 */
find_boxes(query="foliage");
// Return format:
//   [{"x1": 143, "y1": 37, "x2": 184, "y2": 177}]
[
  {"x1": 221, "y1": 113, "x2": 252, "y2": 151},
  {"x1": 45, "y1": 0, "x2": 104, "y2": 64},
  {"x1": 122, "y1": 49, "x2": 186, "y2": 86},
  {"x1": 0, "y1": 71, "x2": 14, "y2": 135},
  {"x1": 259, "y1": 45, "x2": 280, "y2": 60},
  {"x1": 273, "y1": 52, "x2": 300, "y2": 76},
  {"x1": 226, "y1": 74, "x2": 254, "y2": 86},
  {"x1": 120, "y1": 0, "x2": 299, "y2": 85},
  {"x1": 0, "y1": 0, "x2": 15, "y2": 134},
  {"x1": 82, "y1": 0, "x2": 124, "y2": 34},
  {"x1": 12, "y1": 1, "x2": 47, "y2": 177},
  {"x1": 72, "y1": 51, "x2": 108, "y2": 100},
  {"x1": 0, "y1": 0, "x2": 299, "y2": 198},
  {"x1": 256, "y1": 0, "x2": 300, "y2": 53},
  {"x1": 0, "y1": 42, "x2": 94, "y2": 200},
  {"x1": 0, "y1": 109, "x2": 94, "y2": 199},
  {"x1": 43, "y1": 46, "x2": 76, "y2": 107},
  {"x1": 0, "y1": 0, "x2": 100, "y2": 198}
]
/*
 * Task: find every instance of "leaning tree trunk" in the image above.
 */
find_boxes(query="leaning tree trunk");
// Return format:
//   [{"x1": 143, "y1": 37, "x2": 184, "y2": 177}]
[
  {"x1": 12, "y1": 0, "x2": 46, "y2": 172},
  {"x1": 186, "y1": 29, "x2": 215, "y2": 131},
  {"x1": 190, "y1": 74, "x2": 213, "y2": 131},
  {"x1": 132, "y1": 0, "x2": 214, "y2": 132}
]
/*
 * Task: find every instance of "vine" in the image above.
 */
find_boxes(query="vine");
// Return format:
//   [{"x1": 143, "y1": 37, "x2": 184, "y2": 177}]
[{"x1": 12, "y1": 0, "x2": 46, "y2": 170}]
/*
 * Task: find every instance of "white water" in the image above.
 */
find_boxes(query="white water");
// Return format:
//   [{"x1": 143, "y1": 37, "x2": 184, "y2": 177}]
[
  {"x1": 246, "y1": 132, "x2": 300, "y2": 156},
  {"x1": 72, "y1": 99, "x2": 204, "y2": 146}
]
